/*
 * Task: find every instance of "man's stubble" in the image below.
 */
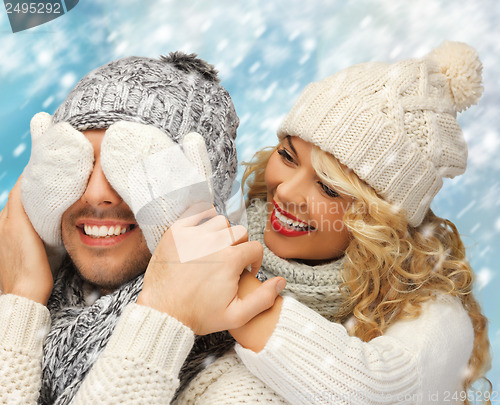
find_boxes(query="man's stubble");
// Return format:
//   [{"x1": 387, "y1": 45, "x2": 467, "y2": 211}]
[{"x1": 61, "y1": 206, "x2": 152, "y2": 294}]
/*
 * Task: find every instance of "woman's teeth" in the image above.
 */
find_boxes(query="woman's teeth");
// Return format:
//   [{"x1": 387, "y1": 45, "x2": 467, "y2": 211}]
[
  {"x1": 274, "y1": 209, "x2": 311, "y2": 231},
  {"x1": 83, "y1": 224, "x2": 131, "y2": 238}
]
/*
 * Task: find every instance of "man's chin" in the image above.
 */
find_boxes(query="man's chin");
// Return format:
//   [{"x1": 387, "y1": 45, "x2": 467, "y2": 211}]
[
  {"x1": 68, "y1": 253, "x2": 151, "y2": 295},
  {"x1": 61, "y1": 222, "x2": 152, "y2": 295},
  {"x1": 76, "y1": 266, "x2": 146, "y2": 295}
]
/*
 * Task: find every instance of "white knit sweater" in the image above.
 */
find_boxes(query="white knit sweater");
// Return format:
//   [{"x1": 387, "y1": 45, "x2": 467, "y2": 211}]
[
  {"x1": 0, "y1": 294, "x2": 194, "y2": 404},
  {"x1": 0, "y1": 291, "x2": 473, "y2": 404},
  {"x1": 236, "y1": 295, "x2": 473, "y2": 404}
]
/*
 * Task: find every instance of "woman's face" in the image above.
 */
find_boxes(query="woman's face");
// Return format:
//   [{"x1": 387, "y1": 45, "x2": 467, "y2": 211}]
[{"x1": 264, "y1": 136, "x2": 352, "y2": 263}]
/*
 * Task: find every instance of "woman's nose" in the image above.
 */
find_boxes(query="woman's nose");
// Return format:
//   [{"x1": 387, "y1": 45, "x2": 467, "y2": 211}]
[{"x1": 275, "y1": 170, "x2": 308, "y2": 208}]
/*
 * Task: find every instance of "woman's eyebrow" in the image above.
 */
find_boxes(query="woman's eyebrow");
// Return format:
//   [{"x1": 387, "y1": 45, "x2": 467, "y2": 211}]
[{"x1": 286, "y1": 136, "x2": 298, "y2": 156}]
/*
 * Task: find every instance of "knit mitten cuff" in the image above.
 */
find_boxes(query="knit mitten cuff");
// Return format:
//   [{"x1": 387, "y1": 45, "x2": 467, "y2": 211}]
[
  {"x1": 105, "y1": 303, "x2": 195, "y2": 376},
  {"x1": 0, "y1": 294, "x2": 51, "y2": 353}
]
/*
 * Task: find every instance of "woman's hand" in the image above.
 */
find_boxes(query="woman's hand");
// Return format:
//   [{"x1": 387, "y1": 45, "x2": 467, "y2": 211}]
[
  {"x1": 0, "y1": 176, "x2": 53, "y2": 305},
  {"x1": 229, "y1": 271, "x2": 284, "y2": 352},
  {"x1": 137, "y1": 208, "x2": 286, "y2": 335}
]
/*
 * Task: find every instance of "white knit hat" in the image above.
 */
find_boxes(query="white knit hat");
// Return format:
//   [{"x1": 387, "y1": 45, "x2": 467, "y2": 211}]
[{"x1": 278, "y1": 41, "x2": 483, "y2": 226}]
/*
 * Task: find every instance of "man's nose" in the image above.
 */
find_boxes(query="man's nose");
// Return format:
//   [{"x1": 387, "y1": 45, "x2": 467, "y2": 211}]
[{"x1": 80, "y1": 159, "x2": 122, "y2": 207}]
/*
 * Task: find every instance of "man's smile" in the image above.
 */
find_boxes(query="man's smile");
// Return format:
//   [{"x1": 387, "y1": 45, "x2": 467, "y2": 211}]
[{"x1": 76, "y1": 219, "x2": 138, "y2": 247}]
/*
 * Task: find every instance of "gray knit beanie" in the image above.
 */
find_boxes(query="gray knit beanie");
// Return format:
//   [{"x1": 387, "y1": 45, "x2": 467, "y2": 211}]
[{"x1": 53, "y1": 52, "x2": 239, "y2": 210}]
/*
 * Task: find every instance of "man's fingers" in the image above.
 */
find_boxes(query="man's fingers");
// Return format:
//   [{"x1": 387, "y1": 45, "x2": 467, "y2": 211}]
[
  {"x1": 226, "y1": 224, "x2": 249, "y2": 246},
  {"x1": 197, "y1": 214, "x2": 230, "y2": 232},
  {"x1": 172, "y1": 224, "x2": 250, "y2": 264},
  {"x1": 212, "y1": 224, "x2": 248, "y2": 246},
  {"x1": 176, "y1": 205, "x2": 217, "y2": 227},
  {"x1": 226, "y1": 277, "x2": 286, "y2": 328},
  {"x1": 196, "y1": 215, "x2": 249, "y2": 246}
]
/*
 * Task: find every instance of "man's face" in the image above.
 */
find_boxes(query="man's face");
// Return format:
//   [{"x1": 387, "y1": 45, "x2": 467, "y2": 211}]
[{"x1": 61, "y1": 129, "x2": 151, "y2": 294}]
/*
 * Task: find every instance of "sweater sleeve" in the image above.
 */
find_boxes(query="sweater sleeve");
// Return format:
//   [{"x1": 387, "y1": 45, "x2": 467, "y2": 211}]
[
  {"x1": 72, "y1": 303, "x2": 195, "y2": 405},
  {"x1": 0, "y1": 294, "x2": 51, "y2": 404},
  {"x1": 235, "y1": 294, "x2": 474, "y2": 405}
]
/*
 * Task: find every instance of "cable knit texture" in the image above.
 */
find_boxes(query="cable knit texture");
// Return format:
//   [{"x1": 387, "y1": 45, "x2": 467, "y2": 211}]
[
  {"x1": 236, "y1": 294, "x2": 473, "y2": 405},
  {"x1": 52, "y1": 52, "x2": 239, "y2": 212},
  {"x1": 71, "y1": 304, "x2": 195, "y2": 404},
  {"x1": 278, "y1": 41, "x2": 482, "y2": 226},
  {"x1": 0, "y1": 295, "x2": 50, "y2": 404}
]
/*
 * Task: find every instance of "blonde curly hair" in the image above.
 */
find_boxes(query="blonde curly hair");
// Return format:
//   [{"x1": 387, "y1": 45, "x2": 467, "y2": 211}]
[{"x1": 242, "y1": 139, "x2": 492, "y2": 403}]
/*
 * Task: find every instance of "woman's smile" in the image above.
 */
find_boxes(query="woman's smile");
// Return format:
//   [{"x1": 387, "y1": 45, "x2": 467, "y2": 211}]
[
  {"x1": 264, "y1": 136, "x2": 352, "y2": 263},
  {"x1": 270, "y1": 199, "x2": 315, "y2": 236}
]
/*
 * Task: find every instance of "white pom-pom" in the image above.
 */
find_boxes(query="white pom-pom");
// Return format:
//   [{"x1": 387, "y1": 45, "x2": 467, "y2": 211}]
[{"x1": 428, "y1": 41, "x2": 483, "y2": 112}]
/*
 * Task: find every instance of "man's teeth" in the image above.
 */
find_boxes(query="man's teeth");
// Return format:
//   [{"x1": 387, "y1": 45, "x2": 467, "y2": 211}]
[
  {"x1": 274, "y1": 209, "x2": 310, "y2": 230},
  {"x1": 83, "y1": 224, "x2": 130, "y2": 238}
]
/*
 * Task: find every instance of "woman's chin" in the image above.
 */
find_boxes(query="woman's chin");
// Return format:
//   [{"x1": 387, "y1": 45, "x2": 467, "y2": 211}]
[
  {"x1": 264, "y1": 225, "x2": 344, "y2": 264},
  {"x1": 264, "y1": 229, "x2": 304, "y2": 260}
]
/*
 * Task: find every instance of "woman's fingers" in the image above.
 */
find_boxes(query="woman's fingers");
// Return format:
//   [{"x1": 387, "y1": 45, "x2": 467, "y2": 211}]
[{"x1": 225, "y1": 277, "x2": 286, "y2": 329}]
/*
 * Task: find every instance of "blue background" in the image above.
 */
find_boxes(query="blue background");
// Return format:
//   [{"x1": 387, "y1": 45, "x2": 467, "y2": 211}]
[{"x1": 0, "y1": 0, "x2": 498, "y2": 396}]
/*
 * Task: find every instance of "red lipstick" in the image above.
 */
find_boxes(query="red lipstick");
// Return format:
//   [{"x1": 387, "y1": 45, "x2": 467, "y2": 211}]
[
  {"x1": 273, "y1": 200, "x2": 304, "y2": 223},
  {"x1": 270, "y1": 200, "x2": 313, "y2": 237}
]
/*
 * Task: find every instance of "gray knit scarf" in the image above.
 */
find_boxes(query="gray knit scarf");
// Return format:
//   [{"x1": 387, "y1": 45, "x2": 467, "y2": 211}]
[
  {"x1": 39, "y1": 256, "x2": 235, "y2": 405},
  {"x1": 40, "y1": 201, "x2": 347, "y2": 404},
  {"x1": 247, "y1": 199, "x2": 347, "y2": 321}
]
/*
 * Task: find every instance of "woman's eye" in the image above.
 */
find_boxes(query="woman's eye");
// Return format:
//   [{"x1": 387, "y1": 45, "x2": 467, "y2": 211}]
[
  {"x1": 318, "y1": 181, "x2": 340, "y2": 198},
  {"x1": 277, "y1": 148, "x2": 295, "y2": 164}
]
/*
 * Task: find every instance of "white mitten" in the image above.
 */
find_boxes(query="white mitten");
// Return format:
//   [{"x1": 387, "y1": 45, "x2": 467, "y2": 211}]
[
  {"x1": 101, "y1": 121, "x2": 213, "y2": 253},
  {"x1": 21, "y1": 112, "x2": 95, "y2": 271}
]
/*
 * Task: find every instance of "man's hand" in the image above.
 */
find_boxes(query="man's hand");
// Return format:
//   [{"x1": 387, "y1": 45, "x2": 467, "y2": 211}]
[
  {"x1": 136, "y1": 209, "x2": 286, "y2": 335},
  {"x1": 0, "y1": 177, "x2": 53, "y2": 305}
]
